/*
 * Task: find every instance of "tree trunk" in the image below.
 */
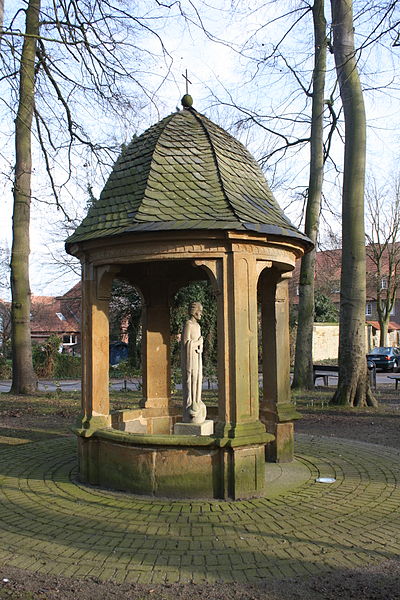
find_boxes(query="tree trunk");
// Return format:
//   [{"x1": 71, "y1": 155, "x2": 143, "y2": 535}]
[
  {"x1": 10, "y1": 0, "x2": 40, "y2": 394},
  {"x1": 379, "y1": 320, "x2": 389, "y2": 347},
  {"x1": 376, "y1": 291, "x2": 395, "y2": 347},
  {"x1": 292, "y1": 0, "x2": 326, "y2": 390},
  {"x1": 330, "y1": 0, "x2": 376, "y2": 407}
]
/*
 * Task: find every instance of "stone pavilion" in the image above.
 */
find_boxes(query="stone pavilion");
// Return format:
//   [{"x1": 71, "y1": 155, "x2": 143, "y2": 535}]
[{"x1": 66, "y1": 97, "x2": 311, "y2": 499}]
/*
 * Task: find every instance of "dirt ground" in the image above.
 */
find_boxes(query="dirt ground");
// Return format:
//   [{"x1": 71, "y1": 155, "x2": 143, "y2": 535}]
[{"x1": 1, "y1": 385, "x2": 400, "y2": 599}]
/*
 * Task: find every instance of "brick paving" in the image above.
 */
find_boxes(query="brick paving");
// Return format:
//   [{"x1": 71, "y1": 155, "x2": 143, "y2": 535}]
[{"x1": 0, "y1": 434, "x2": 399, "y2": 583}]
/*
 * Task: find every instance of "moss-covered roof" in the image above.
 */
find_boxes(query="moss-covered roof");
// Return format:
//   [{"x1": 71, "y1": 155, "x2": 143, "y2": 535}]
[{"x1": 66, "y1": 107, "x2": 310, "y2": 247}]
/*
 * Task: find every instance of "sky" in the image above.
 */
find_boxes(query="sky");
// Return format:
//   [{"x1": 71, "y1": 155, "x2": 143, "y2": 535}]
[{"x1": 1, "y1": 0, "x2": 400, "y2": 299}]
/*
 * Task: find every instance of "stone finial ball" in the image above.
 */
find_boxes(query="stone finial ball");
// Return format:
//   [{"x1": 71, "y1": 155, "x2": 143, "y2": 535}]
[{"x1": 181, "y1": 94, "x2": 193, "y2": 108}]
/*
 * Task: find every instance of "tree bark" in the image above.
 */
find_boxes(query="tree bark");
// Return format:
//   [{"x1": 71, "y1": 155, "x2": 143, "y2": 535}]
[
  {"x1": 376, "y1": 283, "x2": 396, "y2": 347},
  {"x1": 330, "y1": 0, "x2": 376, "y2": 406},
  {"x1": 292, "y1": 0, "x2": 326, "y2": 390},
  {"x1": 379, "y1": 320, "x2": 389, "y2": 347},
  {"x1": 10, "y1": 0, "x2": 40, "y2": 394}
]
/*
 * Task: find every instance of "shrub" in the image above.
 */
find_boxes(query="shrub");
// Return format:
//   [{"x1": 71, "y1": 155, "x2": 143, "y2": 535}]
[
  {"x1": 0, "y1": 354, "x2": 11, "y2": 379},
  {"x1": 33, "y1": 335, "x2": 62, "y2": 377},
  {"x1": 109, "y1": 359, "x2": 140, "y2": 379},
  {"x1": 54, "y1": 354, "x2": 81, "y2": 378},
  {"x1": 171, "y1": 367, "x2": 182, "y2": 394}
]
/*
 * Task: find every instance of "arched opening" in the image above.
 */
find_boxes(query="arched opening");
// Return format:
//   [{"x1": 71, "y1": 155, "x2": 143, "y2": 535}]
[
  {"x1": 108, "y1": 278, "x2": 143, "y2": 409},
  {"x1": 99, "y1": 259, "x2": 218, "y2": 434},
  {"x1": 257, "y1": 264, "x2": 301, "y2": 463}
]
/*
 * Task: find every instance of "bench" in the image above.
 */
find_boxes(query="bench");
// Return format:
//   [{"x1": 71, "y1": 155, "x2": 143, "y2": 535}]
[
  {"x1": 313, "y1": 365, "x2": 338, "y2": 386},
  {"x1": 387, "y1": 374, "x2": 400, "y2": 389},
  {"x1": 313, "y1": 363, "x2": 377, "y2": 389}
]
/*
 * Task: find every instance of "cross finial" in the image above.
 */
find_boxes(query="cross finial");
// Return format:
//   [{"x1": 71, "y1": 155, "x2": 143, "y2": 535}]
[{"x1": 182, "y1": 69, "x2": 192, "y2": 95}]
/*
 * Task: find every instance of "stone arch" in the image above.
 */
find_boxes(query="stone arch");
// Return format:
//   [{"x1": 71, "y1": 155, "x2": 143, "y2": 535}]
[
  {"x1": 257, "y1": 266, "x2": 301, "y2": 462},
  {"x1": 116, "y1": 258, "x2": 213, "y2": 410}
]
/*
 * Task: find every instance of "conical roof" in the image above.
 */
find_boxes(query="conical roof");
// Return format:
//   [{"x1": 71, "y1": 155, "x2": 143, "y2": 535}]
[{"x1": 66, "y1": 106, "x2": 310, "y2": 248}]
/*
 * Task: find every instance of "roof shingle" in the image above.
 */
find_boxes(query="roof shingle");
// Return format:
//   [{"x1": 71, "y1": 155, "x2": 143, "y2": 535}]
[{"x1": 66, "y1": 107, "x2": 309, "y2": 247}]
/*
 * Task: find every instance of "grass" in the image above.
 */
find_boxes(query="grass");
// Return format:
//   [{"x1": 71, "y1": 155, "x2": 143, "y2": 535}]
[
  {"x1": 0, "y1": 384, "x2": 398, "y2": 450},
  {"x1": 0, "y1": 390, "x2": 140, "y2": 447},
  {"x1": 0, "y1": 385, "x2": 395, "y2": 420},
  {"x1": 292, "y1": 384, "x2": 400, "y2": 415},
  {"x1": 0, "y1": 589, "x2": 36, "y2": 600},
  {"x1": 292, "y1": 388, "x2": 333, "y2": 409},
  {"x1": 0, "y1": 387, "x2": 220, "y2": 447}
]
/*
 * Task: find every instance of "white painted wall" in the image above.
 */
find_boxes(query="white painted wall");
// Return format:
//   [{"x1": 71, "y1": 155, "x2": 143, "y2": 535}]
[
  {"x1": 312, "y1": 324, "x2": 340, "y2": 361},
  {"x1": 312, "y1": 323, "x2": 390, "y2": 361}
]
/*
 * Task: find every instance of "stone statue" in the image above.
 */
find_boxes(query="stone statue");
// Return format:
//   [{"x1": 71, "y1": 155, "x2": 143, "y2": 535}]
[{"x1": 181, "y1": 301, "x2": 207, "y2": 424}]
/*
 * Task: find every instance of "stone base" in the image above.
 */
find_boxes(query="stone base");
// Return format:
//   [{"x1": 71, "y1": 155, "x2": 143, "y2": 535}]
[
  {"x1": 265, "y1": 422, "x2": 294, "y2": 463},
  {"x1": 174, "y1": 420, "x2": 214, "y2": 436},
  {"x1": 76, "y1": 425, "x2": 269, "y2": 499}
]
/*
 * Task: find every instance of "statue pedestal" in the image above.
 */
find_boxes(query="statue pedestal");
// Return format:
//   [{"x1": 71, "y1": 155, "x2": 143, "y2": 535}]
[{"x1": 174, "y1": 420, "x2": 214, "y2": 436}]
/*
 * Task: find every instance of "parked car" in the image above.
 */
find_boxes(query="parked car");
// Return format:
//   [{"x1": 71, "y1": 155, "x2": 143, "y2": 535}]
[
  {"x1": 366, "y1": 347, "x2": 400, "y2": 372},
  {"x1": 109, "y1": 341, "x2": 129, "y2": 366}
]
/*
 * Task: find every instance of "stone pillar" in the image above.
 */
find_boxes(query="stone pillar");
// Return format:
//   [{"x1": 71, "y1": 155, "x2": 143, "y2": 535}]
[
  {"x1": 259, "y1": 268, "x2": 300, "y2": 462},
  {"x1": 81, "y1": 264, "x2": 114, "y2": 430},
  {"x1": 141, "y1": 284, "x2": 171, "y2": 409},
  {"x1": 215, "y1": 250, "x2": 269, "y2": 499},
  {"x1": 232, "y1": 253, "x2": 260, "y2": 427}
]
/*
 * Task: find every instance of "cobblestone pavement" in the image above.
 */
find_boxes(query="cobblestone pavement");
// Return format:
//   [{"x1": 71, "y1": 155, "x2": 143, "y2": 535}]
[{"x1": 0, "y1": 434, "x2": 399, "y2": 584}]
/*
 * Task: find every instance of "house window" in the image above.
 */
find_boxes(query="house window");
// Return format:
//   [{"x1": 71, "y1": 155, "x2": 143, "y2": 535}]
[
  {"x1": 366, "y1": 302, "x2": 372, "y2": 316},
  {"x1": 63, "y1": 334, "x2": 77, "y2": 345},
  {"x1": 296, "y1": 285, "x2": 299, "y2": 296},
  {"x1": 391, "y1": 304, "x2": 396, "y2": 316},
  {"x1": 56, "y1": 312, "x2": 66, "y2": 321},
  {"x1": 381, "y1": 278, "x2": 388, "y2": 289}
]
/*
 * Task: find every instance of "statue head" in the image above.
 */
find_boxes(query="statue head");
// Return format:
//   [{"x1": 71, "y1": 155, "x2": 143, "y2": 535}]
[{"x1": 189, "y1": 301, "x2": 203, "y2": 321}]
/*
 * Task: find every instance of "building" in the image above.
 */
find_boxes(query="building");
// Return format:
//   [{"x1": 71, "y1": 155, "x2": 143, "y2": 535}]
[
  {"x1": 30, "y1": 282, "x2": 81, "y2": 352},
  {"x1": 290, "y1": 246, "x2": 400, "y2": 347}
]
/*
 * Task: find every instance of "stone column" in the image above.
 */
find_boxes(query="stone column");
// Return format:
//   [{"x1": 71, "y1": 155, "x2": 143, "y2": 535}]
[
  {"x1": 195, "y1": 250, "x2": 274, "y2": 499},
  {"x1": 141, "y1": 284, "x2": 171, "y2": 409},
  {"x1": 81, "y1": 263, "x2": 114, "y2": 430},
  {"x1": 227, "y1": 251, "x2": 261, "y2": 432},
  {"x1": 259, "y1": 268, "x2": 300, "y2": 462},
  {"x1": 215, "y1": 249, "x2": 269, "y2": 499}
]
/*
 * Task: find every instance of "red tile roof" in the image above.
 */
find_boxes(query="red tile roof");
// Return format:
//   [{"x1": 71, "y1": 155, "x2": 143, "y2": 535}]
[
  {"x1": 30, "y1": 285, "x2": 80, "y2": 335},
  {"x1": 366, "y1": 321, "x2": 400, "y2": 331},
  {"x1": 291, "y1": 244, "x2": 400, "y2": 304}
]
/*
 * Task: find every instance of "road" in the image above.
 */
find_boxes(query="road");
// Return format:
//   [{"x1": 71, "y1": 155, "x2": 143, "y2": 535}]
[
  {"x1": 0, "y1": 379, "x2": 141, "y2": 393},
  {"x1": 0, "y1": 372, "x2": 397, "y2": 394},
  {"x1": 313, "y1": 371, "x2": 397, "y2": 388}
]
